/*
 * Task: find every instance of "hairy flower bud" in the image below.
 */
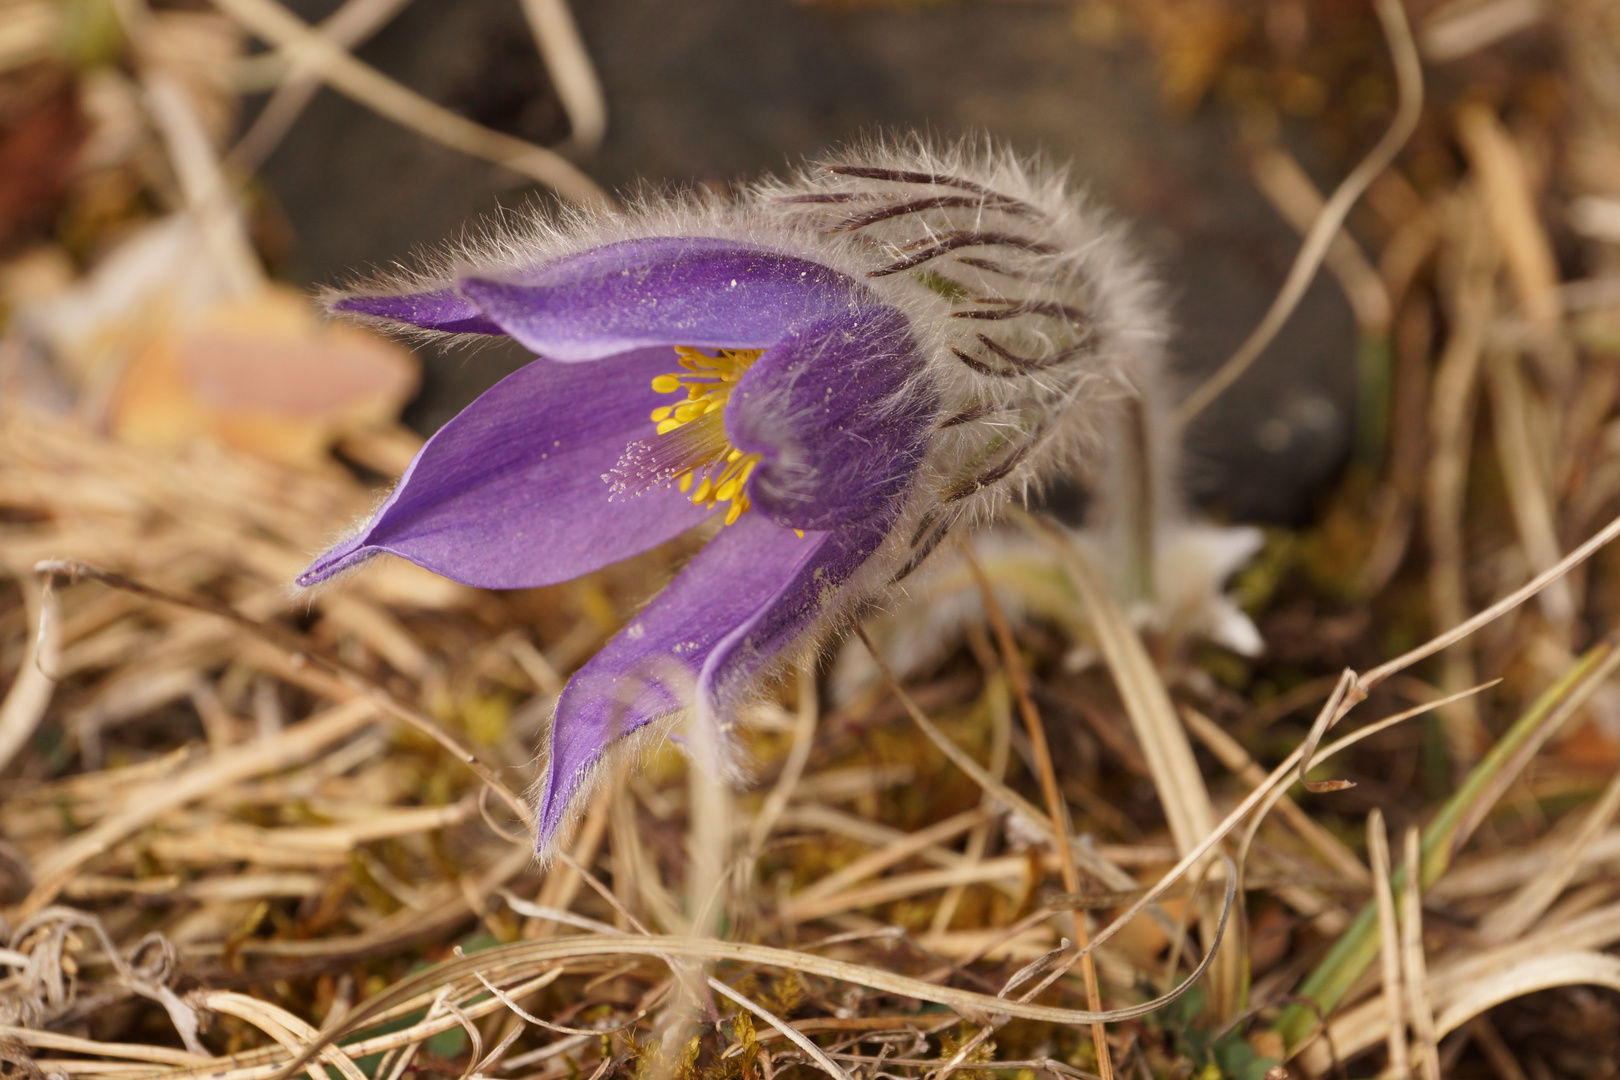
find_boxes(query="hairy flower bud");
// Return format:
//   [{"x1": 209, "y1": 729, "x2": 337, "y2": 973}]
[{"x1": 299, "y1": 136, "x2": 1168, "y2": 853}]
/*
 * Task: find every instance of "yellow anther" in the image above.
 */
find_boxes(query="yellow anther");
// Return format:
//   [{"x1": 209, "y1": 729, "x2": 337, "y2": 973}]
[
  {"x1": 644, "y1": 346, "x2": 767, "y2": 526},
  {"x1": 794, "y1": 529, "x2": 804, "y2": 538}
]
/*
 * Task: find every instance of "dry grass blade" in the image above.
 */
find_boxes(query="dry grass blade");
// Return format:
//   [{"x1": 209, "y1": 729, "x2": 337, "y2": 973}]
[
  {"x1": 748, "y1": 666, "x2": 817, "y2": 855},
  {"x1": 17, "y1": 696, "x2": 381, "y2": 917},
  {"x1": 963, "y1": 549, "x2": 1110, "y2": 1079},
  {"x1": 1276, "y1": 654, "x2": 1601, "y2": 1047},
  {"x1": 1290, "y1": 668, "x2": 1363, "y2": 795},
  {"x1": 1486, "y1": 348, "x2": 1572, "y2": 625},
  {"x1": 0, "y1": 573, "x2": 60, "y2": 773},
  {"x1": 1479, "y1": 763, "x2": 1620, "y2": 944},
  {"x1": 527, "y1": 789, "x2": 613, "y2": 937},
  {"x1": 1173, "y1": 0, "x2": 1422, "y2": 424},
  {"x1": 856, "y1": 626, "x2": 1137, "y2": 892},
  {"x1": 707, "y1": 977, "x2": 854, "y2": 1080},
  {"x1": 1285, "y1": 506, "x2": 1620, "y2": 797},
  {"x1": 1456, "y1": 102, "x2": 1570, "y2": 387},
  {"x1": 1447, "y1": 639, "x2": 1620, "y2": 857},
  {"x1": 517, "y1": 0, "x2": 607, "y2": 153},
  {"x1": 1015, "y1": 515, "x2": 1215, "y2": 859},
  {"x1": 1423, "y1": 194, "x2": 1497, "y2": 763},
  {"x1": 205, "y1": 0, "x2": 610, "y2": 207},
  {"x1": 1400, "y1": 827, "x2": 1441, "y2": 1080},
  {"x1": 1227, "y1": 686, "x2": 1496, "y2": 1032},
  {"x1": 142, "y1": 72, "x2": 263, "y2": 298},
  {"x1": 1429, "y1": 825, "x2": 1620, "y2": 901},
  {"x1": 30, "y1": 559, "x2": 534, "y2": 828},
  {"x1": 327, "y1": 971, "x2": 566, "y2": 1059},
  {"x1": 270, "y1": 908, "x2": 1245, "y2": 1080},
  {"x1": 1358, "y1": 514, "x2": 1620, "y2": 690},
  {"x1": 468, "y1": 971, "x2": 643, "y2": 1036},
  {"x1": 202, "y1": 992, "x2": 368, "y2": 1080},
  {"x1": 499, "y1": 891, "x2": 621, "y2": 936},
  {"x1": 865, "y1": 623, "x2": 1483, "y2": 1014},
  {"x1": 1432, "y1": 951, "x2": 1620, "y2": 1039},
  {"x1": 1246, "y1": 142, "x2": 1392, "y2": 339},
  {"x1": 1181, "y1": 705, "x2": 1369, "y2": 884},
  {"x1": 0, "y1": 1029, "x2": 210, "y2": 1066},
  {"x1": 1013, "y1": 515, "x2": 1236, "y2": 1017},
  {"x1": 783, "y1": 807, "x2": 992, "y2": 914},
  {"x1": 230, "y1": 0, "x2": 418, "y2": 168},
  {"x1": 930, "y1": 673, "x2": 1011, "y2": 936},
  {"x1": 1366, "y1": 810, "x2": 1407, "y2": 1079}
]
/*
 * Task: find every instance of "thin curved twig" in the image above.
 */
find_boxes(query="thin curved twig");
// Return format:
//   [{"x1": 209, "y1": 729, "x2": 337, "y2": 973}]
[
  {"x1": 1174, "y1": 0, "x2": 1423, "y2": 425},
  {"x1": 206, "y1": 0, "x2": 611, "y2": 208},
  {"x1": 518, "y1": 0, "x2": 607, "y2": 153}
]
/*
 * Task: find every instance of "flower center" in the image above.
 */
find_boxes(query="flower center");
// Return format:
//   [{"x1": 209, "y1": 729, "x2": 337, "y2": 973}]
[
  {"x1": 607, "y1": 347, "x2": 765, "y2": 526},
  {"x1": 651, "y1": 347, "x2": 766, "y2": 526}
]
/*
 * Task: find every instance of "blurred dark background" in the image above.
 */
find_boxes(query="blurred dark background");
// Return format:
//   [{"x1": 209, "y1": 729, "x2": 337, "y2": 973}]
[{"x1": 261, "y1": 0, "x2": 1359, "y2": 524}]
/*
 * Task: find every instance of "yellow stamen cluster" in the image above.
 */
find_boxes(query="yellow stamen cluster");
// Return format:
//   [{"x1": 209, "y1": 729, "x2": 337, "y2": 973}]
[{"x1": 649, "y1": 347, "x2": 764, "y2": 526}]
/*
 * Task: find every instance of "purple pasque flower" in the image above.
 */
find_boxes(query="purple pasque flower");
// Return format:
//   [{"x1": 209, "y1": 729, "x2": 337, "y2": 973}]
[{"x1": 300, "y1": 137, "x2": 1166, "y2": 854}]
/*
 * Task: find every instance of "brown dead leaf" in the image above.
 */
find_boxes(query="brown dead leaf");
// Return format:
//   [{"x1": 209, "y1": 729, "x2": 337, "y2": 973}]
[{"x1": 110, "y1": 286, "x2": 419, "y2": 467}]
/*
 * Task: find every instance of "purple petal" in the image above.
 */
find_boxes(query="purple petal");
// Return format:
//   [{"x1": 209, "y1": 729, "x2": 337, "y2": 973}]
[
  {"x1": 457, "y1": 238, "x2": 864, "y2": 360},
  {"x1": 534, "y1": 514, "x2": 880, "y2": 848},
  {"x1": 298, "y1": 348, "x2": 713, "y2": 589},
  {"x1": 334, "y1": 288, "x2": 505, "y2": 335},
  {"x1": 727, "y1": 308, "x2": 935, "y2": 531},
  {"x1": 696, "y1": 519, "x2": 889, "y2": 717}
]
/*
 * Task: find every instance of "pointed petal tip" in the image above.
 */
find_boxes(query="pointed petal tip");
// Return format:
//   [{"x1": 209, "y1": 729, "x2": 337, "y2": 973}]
[
  {"x1": 531, "y1": 775, "x2": 580, "y2": 859},
  {"x1": 329, "y1": 288, "x2": 507, "y2": 335},
  {"x1": 533, "y1": 803, "x2": 563, "y2": 857},
  {"x1": 294, "y1": 559, "x2": 336, "y2": 590},
  {"x1": 295, "y1": 541, "x2": 373, "y2": 589}
]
